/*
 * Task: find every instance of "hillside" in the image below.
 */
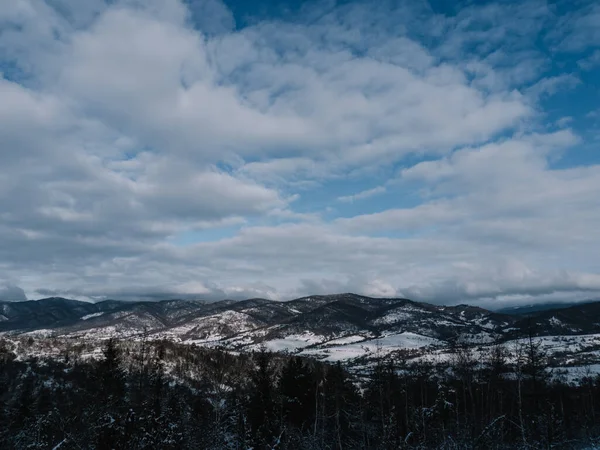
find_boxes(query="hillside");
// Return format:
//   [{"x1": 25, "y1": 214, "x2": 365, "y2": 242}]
[{"x1": 3, "y1": 294, "x2": 600, "y2": 372}]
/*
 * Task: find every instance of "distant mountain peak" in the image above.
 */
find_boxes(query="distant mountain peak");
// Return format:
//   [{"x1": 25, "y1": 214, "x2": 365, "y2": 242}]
[{"x1": 2, "y1": 295, "x2": 600, "y2": 366}]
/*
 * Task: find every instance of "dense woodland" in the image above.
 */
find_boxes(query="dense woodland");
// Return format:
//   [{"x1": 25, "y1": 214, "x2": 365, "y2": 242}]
[{"x1": 1, "y1": 334, "x2": 600, "y2": 449}]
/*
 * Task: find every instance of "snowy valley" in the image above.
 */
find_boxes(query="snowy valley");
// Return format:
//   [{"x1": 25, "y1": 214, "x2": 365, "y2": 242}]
[{"x1": 2, "y1": 294, "x2": 600, "y2": 380}]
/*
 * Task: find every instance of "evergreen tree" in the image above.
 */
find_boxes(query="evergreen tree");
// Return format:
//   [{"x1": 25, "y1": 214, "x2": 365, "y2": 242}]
[
  {"x1": 248, "y1": 349, "x2": 278, "y2": 448},
  {"x1": 279, "y1": 356, "x2": 315, "y2": 428}
]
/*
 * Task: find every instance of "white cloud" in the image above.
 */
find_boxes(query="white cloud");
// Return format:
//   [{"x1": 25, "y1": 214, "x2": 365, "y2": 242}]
[
  {"x1": 338, "y1": 186, "x2": 386, "y2": 203},
  {"x1": 578, "y1": 50, "x2": 600, "y2": 70},
  {"x1": 550, "y1": 3, "x2": 600, "y2": 52},
  {"x1": 525, "y1": 74, "x2": 580, "y2": 99},
  {"x1": 0, "y1": 0, "x2": 598, "y2": 307}
]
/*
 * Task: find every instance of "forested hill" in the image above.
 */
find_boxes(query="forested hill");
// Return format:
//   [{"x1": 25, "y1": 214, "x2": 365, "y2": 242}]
[
  {"x1": 2, "y1": 295, "x2": 600, "y2": 372},
  {"x1": 2, "y1": 295, "x2": 600, "y2": 448},
  {"x1": 2, "y1": 294, "x2": 599, "y2": 343},
  {"x1": 2, "y1": 336, "x2": 600, "y2": 449}
]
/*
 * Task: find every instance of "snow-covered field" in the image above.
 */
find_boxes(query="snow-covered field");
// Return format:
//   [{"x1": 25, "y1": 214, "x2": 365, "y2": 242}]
[
  {"x1": 247, "y1": 332, "x2": 324, "y2": 352},
  {"x1": 4, "y1": 328, "x2": 600, "y2": 383},
  {"x1": 81, "y1": 312, "x2": 105, "y2": 320},
  {"x1": 299, "y1": 332, "x2": 441, "y2": 362}
]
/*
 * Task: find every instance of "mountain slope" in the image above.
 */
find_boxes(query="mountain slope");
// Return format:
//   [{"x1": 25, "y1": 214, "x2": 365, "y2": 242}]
[{"x1": 2, "y1": 295, "x2": 600, "y2": 367}]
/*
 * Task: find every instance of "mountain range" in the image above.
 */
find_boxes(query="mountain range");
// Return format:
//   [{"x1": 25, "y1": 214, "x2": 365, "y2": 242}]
[{"x1": 3, "y1": 294, "x2": 600, "y2": 372}]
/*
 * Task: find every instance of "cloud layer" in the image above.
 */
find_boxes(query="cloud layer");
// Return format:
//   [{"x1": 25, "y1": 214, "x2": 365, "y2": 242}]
[{"x1": 1, "y1": 0, "x2": 599, "y2": 307}]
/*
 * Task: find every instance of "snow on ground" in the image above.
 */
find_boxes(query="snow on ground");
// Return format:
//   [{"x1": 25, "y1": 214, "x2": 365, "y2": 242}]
[
  {"x1": 219, "y1": 327, "x2": 274, "y2": 346},
  {"x1": 472, "y1": 316, "x2": 507, "y2": 330},
  {"x1": 23, "y1": 329, "x2": 55, "y2": 338},
  {"x1": 407, "y1": 334, "x2": 600, "y2": 376},
  {"x1": 303, "y1": 345, "x2": 372, "y2": 362},
  {"x1": 180, "y1": 334, "x2": 227, "y2": 345},
  {"x1": 322, "y1": 335, "x2": 368, "y2": 346},
  {"x1": 301, "y1": 332, "x2": 441, "y2": 362},
  {"x1": 159, "y1": 321, "x2": 202, "y2": 338},
  {"x1": 67, "y1": 323, "x2": 158, "y2": 340},
  {"x1": 551, "y1": 364, "x2": 600, "y2": 384},
  {"x1": 457, "y1": 332, "x2": 496, "y2": 344},
  {"x1": 161, "y1": 310, "x2": 261, "y2": 341},
  {"x1": 246, "y1": 332, "x2": 324, "y2": 353},
  {"x1": 372, "y1": 311, "x2": 414, "y2": 325},
  {"x1": 81, "y1": 312, "x2": 104, "y2": 320},
  {"x1": 508, "y1": 334, "x2": 600, "y2": 355},
  {"x1": 377, "y1": 332, "x2": 442, "y2": 348}
]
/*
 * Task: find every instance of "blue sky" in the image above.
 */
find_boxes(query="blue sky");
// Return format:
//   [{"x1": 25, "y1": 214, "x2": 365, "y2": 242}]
[{"x1": 0, "y1": 0, "x2": 599, "y2": 307}]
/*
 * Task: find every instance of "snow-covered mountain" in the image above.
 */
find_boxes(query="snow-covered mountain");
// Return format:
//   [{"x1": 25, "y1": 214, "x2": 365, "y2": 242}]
[{"x1": 2, "y1": 293, "x2": 600, "y2": 371}]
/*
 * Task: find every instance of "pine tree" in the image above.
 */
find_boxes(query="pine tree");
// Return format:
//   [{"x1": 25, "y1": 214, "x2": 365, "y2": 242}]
[
  {"x1": 323, "y1": 362, "x2": 361, "y2": 449},
  {"x1": 248, "y1": 349, "x2": 278, "y2": 448},
  {"x1": 95, "y1": 338, "x2": 126, "y2": 449},
  {"x1": 279, "y1": 357, "x2": 315, "y2": 429}
]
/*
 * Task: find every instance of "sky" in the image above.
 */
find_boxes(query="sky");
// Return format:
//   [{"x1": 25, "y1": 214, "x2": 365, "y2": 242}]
[{"x1": 0, "y1": 0, "x2": 599, "y2": 308}]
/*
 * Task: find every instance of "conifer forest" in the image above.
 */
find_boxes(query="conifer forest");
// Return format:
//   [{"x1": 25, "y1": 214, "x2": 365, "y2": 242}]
[{"x1": 2, "y1": 335, "x2": 600, "y2": 449}]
